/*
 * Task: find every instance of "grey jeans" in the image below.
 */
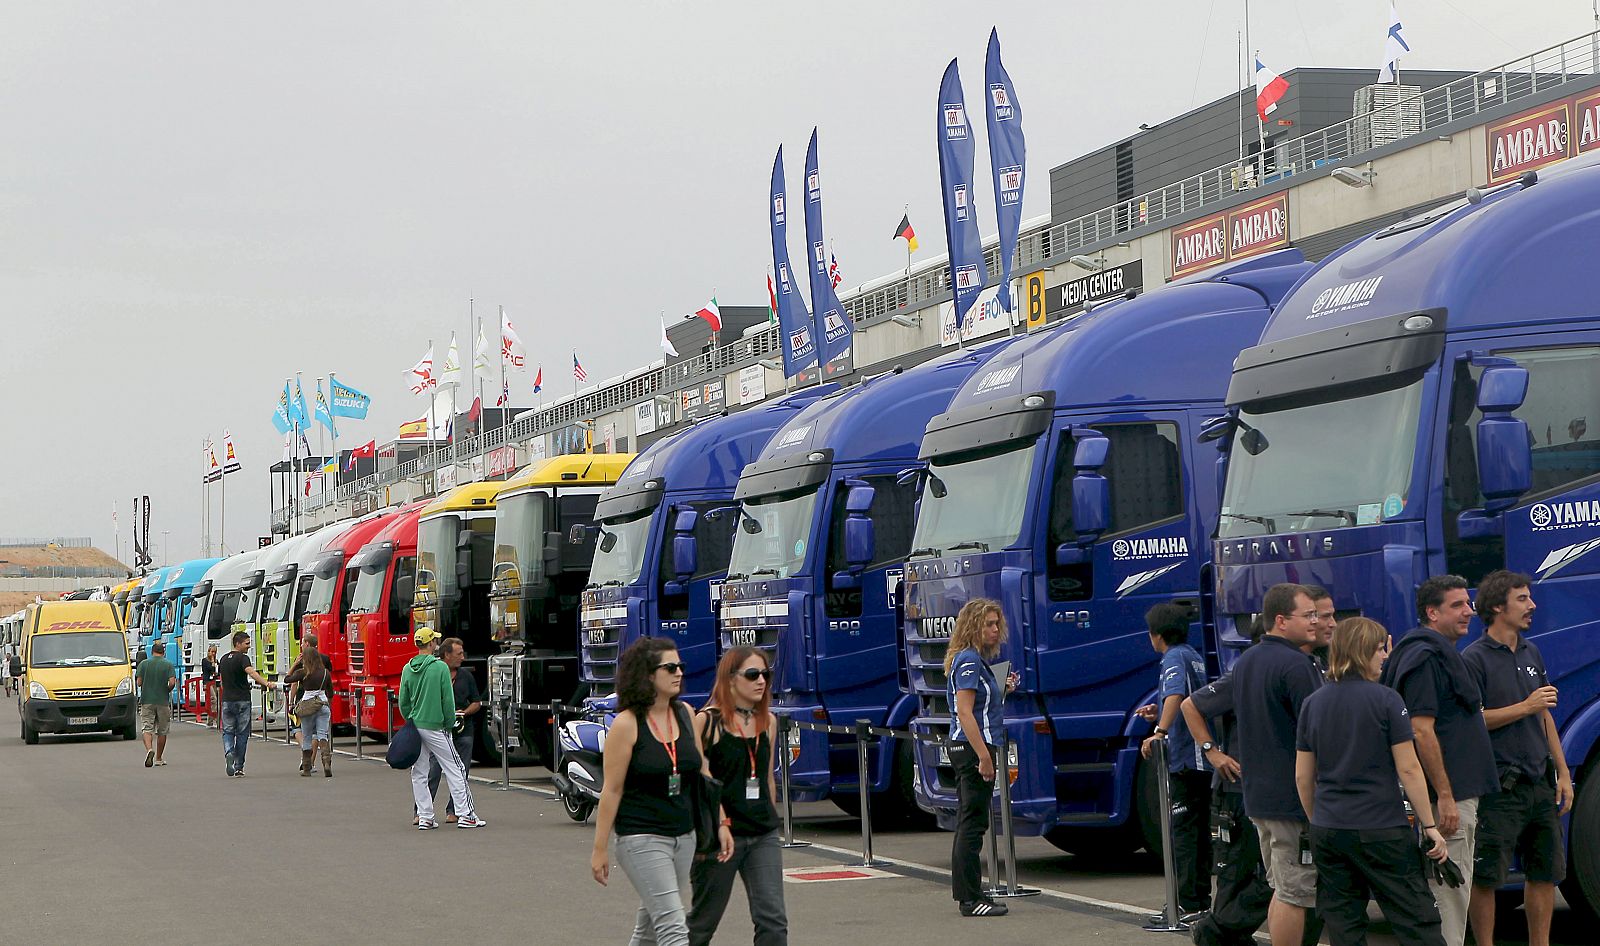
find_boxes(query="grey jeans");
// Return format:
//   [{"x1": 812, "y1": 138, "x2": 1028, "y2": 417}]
[
  {"x1": 616, "y1": 832, "x2": 695, "y2": 946},
  {"x1": 688, "y1": 829, "x2": 788, "y2": 946}
]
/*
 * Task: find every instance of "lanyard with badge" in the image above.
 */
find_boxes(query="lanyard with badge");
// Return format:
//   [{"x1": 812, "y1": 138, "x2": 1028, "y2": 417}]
[
  {"x1": 737, "y1": 713, "x2": 761, "y2": 801},
  {"x1": 647, "y1": 710, "x2": 682, "y2": 797}
]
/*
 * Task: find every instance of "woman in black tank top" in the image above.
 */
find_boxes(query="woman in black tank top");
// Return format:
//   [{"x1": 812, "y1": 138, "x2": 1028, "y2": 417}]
[
  {"x1": 687, "y1": 646, "x2": 789, "y2": 946},
  {"x1": 591, "y1": 637, "x2": 726, "y2": 946}
]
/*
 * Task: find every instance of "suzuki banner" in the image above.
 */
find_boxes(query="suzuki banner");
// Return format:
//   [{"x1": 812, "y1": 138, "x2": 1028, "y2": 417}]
[
  {"x1": 802, "y1": 128, "x2": 854, "y2": 372},
  {"x1": 769, "y1": 146, "x2": 818, "y2": 378},
  {"x1": 984, "y1": 29, "x2": 1026, "y2": 314},
  {"x1": 937, "y1": 58, "x2": 987, "y2": 334}
]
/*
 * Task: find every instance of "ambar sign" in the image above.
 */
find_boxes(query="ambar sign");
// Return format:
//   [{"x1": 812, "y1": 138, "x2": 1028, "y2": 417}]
[
  {"x1": 1485, "y1": 89, "x2": 1600, "y2": 185},
  {"x1": 1170, "y1": 192, "x2": 1290, "y2": 278}
]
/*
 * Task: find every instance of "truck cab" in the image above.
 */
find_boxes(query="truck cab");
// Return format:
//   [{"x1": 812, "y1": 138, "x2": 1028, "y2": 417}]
[
  {"x1": 348, "y1": 506, "x2": 426, "y2": 735},
  {"x1": 133, "y1": 568, "x2": 174, "y2": 665},
  {"x1": 153, "y1": 559, "x2": 220, "y2": 704},
  {"x1": 242, "y1": 532, "x2": 321, "y2": 680},
  {"x1": 719, "y1": 346, "x2": 1010, "y2": 823},
  {"x1": 488, "y1": 453, "x2": 634, "y2": 765},
  {"x1": 1211, "y1": 157, "x2": 1600, "y2": 913},
  {"x1": 304, "y1": 506, "x2": 417, "y2": 729},
  {"x1": 262, "y1": 520, "x2": 359, "y2": 685},
  {"x1": 19, "y1": 599, "x2": 136, "y2": 744},
  {"x1": 579, "y1": 387, "x2": 836, "y2": 709},
  {"x1": 902, "y1": 251, "x2": 1311, "y2": 851}
]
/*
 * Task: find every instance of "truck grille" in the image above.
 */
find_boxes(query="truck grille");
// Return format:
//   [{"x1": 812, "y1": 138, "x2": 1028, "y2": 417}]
[
  {"x1": 719, "y1": 598, "x2": 786, "y2": 655},
  {"x1": 348, "y1": 641, "x2": 365, "y2": 674},
  {"x1": 580, "y1": 605, "x2": 626, "y2": 684},
  {"x1": 57, "y1": 687, "x2": 113, "y2": 700}
]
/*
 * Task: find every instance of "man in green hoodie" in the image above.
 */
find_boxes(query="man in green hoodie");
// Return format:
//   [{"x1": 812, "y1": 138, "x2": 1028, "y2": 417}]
[{"x1": 399, "y1": 627, "x2": 485, "y2": 830}]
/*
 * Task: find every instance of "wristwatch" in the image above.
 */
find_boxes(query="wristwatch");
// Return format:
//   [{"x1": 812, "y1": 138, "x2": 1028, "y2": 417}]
[
  {"x1": 1153, "y1": 726, "x2": 1167, "y2": 736},
  {"x1": 1201, "y1": 741, "x2": 1216, "y2": 752}
]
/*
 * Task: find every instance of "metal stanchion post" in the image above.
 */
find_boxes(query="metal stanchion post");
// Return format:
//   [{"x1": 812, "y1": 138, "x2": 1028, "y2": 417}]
[
  {"x1": 498, "y1": 699, "x2": 511, "y2": 791},
  {"x1": 256, "y1": 685, "x2": 266, "y2": 742},
  {"x1": 385, "y1": 689, "x2": 394, "y2": 741},
  {"x1": 990, "y1": 731, "x2": 1040, "y2": 898},
  {"x1": 551, "y1": 702, "x2": 562, "y2": 778},
  {"x1": 853, "y1": 720, "x2": 886, "y2": 867},
  {"x1": 777, "y1": 715, "x2": 810, "y2": 849},
  {"x1": 1143, "y1": 738, "x2": 1187, "y2": 932},
  {"x1": 355, "y1": 688, "x2": 365, "y2": 761}
]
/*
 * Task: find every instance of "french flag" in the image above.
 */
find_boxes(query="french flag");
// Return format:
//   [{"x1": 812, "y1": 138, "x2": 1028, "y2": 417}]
[{"x1": 1254, "y1": 56, "x2": 1289, "y2": 122}]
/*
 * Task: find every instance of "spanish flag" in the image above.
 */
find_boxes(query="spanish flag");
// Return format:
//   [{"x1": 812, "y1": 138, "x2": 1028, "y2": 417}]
[
  {"x1": 893, "y1": 213, "x2": 919, "y2": 253},
  {"x1": 398, "y1": 416, "x2": 428, "y2": 439}
]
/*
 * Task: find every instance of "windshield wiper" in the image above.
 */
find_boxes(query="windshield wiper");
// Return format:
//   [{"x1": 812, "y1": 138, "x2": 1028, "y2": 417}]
[
  {"x1": 1219, "y1": 512, "x2": 1277, "y2": 532},
  {"x1": 725, "y1": 572, "x2": 750, "y2": 582},
  {"x1": 1283, "y1": 508, "x2": 1357, "y2": 525},
  {"x1": 907, "y1": 546, "x2": 943, "y2": 560},
  {"x1": 599, "y1": 580, "x2": 625, "y2": 588},
  {"x1": 947, "y1": 541, "x2": 990, "y2": 553},
  {"x1": 751, "y1": 567, "x2": 782, "y2": 578}
]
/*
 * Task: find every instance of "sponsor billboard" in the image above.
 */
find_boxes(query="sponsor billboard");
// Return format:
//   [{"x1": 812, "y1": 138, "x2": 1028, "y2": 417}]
[
  {"x1": 1045, "y1": 260, "x2": 1144, "y2": 318},
  {"x1": 1484, "y1": 88, "x2": 1600, "y2": 185},
  {"x1": 1170, "y1": 192, "x2": 1289, "y2": 278},
  {"x1": 941, "y1": 284, "x2": 1011, "y2": 347},
  {"x1": 738, "y1": 364, "x2": 767, "y2": 405}
]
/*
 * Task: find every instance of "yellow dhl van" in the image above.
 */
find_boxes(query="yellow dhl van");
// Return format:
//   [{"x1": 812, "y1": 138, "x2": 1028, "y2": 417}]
[{"x1": 19, "y1": 599, "x2": 137, "y2": 744}]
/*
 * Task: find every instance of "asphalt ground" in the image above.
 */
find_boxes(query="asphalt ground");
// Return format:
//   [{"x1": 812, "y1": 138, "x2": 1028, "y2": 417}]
[{"x1": 2, "y1": 697, "x2": 1585, "y2": 945}]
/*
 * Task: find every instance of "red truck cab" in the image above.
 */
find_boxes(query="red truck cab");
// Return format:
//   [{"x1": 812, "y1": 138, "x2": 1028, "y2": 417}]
[
  {"x1": 302, "y1": 503, "x2": 422, "y2": 729},
  {"x1": 347, "y1": 505, "x2": 424, "y2": 736}
]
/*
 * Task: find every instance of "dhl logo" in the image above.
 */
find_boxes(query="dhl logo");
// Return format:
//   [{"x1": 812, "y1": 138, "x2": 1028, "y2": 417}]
[{"x1": 44, "y1": 621, "x2": 111, "y2": 631}]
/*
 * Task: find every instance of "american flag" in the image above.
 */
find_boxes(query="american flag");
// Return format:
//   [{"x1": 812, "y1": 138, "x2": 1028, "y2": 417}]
[
  {"x1": 573, "y1": 353, "x2": 588, "y2": 383},
  {"x1": 829, "y1": 253, "x2": 842, "y2": 289}
]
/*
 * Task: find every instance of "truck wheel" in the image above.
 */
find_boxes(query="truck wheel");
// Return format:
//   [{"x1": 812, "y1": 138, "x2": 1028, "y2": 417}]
[
  {"x1": 830, "y1": 743, "x2": 936, "y2": 830},
  {"x1": 1561, "y1": 768, "x2": 1600, "y2": 921},
  {"x1": 122, "y1": 724, "x2": 138, "y2": 741},
  {"x1": 1044, "y1": 755, "x2": 1162, "y2": 858},
  {"x1": 22, "y1": 719, "x2": 38, "y2": 745}
]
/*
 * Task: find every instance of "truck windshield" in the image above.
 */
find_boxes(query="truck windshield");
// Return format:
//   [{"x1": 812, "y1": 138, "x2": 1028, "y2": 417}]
[
  {"x1": 1219, "y1": 374, "x2": 1427, "y2": 537},
  {"x1": 350, "y1": 562, "x2": 387, "y2": 614},
  {"x1": 588, "y1": 508, "x2": 656, "y2": 587},
  {"x1": 184, "y1": 591, "x2": 211, "y2": 631},
  {"x1": 31, "y1": 632, "x2": 127, "y2": 667},
  {"x1": 235, "y1": 588, "x2": 260, "y2": 627},
  {"x1": 493, "y1": 491, "x2": 549, "y2": 590},
  {"x1": 208, "y1": 591, "x2": 240, "y2": 638},
  {"x1": 305, "y1": 568, "x2": 339, "y2": 616},
  {"x1": 263, "y1": 580, "x2": 296, "y2": 622},
  {"x1": 726, "y1": 488, "x2": 820, "y2": 580},
  {"x1": 912, "y1": 442, "x2": 1037, "y2": 556}
]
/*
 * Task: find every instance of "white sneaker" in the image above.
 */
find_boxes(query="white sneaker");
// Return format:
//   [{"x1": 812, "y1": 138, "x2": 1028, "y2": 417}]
[
  {"x1": 417, "y1": 819, "x2": 439, "y2": 830},
  {"x1": 456, "y1": 815, "x2": 486, "y2": 829}
]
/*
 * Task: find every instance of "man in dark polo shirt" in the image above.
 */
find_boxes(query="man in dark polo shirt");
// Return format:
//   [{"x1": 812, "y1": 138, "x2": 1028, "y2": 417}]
[
  {"x1": 1230, "y1": 583, "x2": 1322, "y2": 946},
  {"x1": 1380, "y1": 574, "x2": 1498, "y2": 946},
  {"x1": 1462, "y1": 570, "x2": 1572, "y2": 946}
]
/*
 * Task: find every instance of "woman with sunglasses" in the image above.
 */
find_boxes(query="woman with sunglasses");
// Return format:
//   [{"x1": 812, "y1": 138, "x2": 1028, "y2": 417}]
[
  {"x1": 687, "y1": 647, "x2": 788, "y2": 946},
  {"x1": 592, "y1": 637, "x2": 732, "y2": 946}
]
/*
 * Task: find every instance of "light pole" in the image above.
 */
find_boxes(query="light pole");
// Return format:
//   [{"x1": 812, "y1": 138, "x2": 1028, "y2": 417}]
[{"x1": 161, "y1": 531, "x2": 171, "y2": 566}]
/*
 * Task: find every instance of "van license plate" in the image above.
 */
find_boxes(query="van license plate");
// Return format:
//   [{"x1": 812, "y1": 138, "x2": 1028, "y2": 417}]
[
  {"x1": 70, "y1": 716, "x2": 98, "y2": 726},
  {"x1": 937, "y1": 745, "x2": 950, "y2": 765}
]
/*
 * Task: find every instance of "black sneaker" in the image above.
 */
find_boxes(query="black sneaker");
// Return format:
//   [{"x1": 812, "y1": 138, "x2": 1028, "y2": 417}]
[{"x1": 959, "y1": 899, "x2": 1009, "y2": 917}]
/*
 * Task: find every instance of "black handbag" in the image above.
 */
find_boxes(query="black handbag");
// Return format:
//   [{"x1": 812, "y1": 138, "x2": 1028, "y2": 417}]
[{"x1": 691, "y1": 770, "x2": 725, "y2": 857}]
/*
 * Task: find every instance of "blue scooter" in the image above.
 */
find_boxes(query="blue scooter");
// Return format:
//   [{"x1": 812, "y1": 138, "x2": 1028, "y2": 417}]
[{"x1": 552, "y1": 694, "x2": 616, "y2": 822}]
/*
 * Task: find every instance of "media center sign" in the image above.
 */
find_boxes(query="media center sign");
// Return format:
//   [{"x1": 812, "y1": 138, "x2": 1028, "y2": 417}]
[{"x1": 1045, "y1": 260, "x2": 1144, "y2": 318}]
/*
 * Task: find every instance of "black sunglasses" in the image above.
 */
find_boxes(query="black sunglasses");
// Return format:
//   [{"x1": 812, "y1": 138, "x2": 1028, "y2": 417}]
[
  {"x1": 735, "y1": 668, "x2": 774, "y2": 682},
  {"x1": 653, "y1": 662, "x2": 685, "y2": 675}
]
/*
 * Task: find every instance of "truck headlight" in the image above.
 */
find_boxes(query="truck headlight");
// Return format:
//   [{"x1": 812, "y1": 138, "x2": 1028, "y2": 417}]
[
  {"x1": 115, "y1": 676, "x2": 134, "y2": 696},
  {"x1": 29, "y1": 681, "x2": 47, "y2": 700}
]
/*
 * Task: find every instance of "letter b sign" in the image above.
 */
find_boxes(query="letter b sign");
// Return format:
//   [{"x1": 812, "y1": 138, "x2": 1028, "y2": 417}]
[{"x1": 1024, "y1": 271, "x2": 1046, "y2": 332}]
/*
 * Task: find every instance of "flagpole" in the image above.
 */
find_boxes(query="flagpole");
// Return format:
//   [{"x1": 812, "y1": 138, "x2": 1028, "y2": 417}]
[
  {"x1": 471, "y1": 298, "x2": 482, "y2": 441},
  {"x1": 201, "y1": 440, "x2": 209, "y2": 557},
  {"x1": 219, "y1": 464, "x2": 226, "y2": 556},
  {"x1": 426, "y1": 337, "x2": 437, "y2": 472},
  {"x1": 1237, "y1": 31, "x2": 1245, "y2": 170},
  {"x1": 498, "y1": 305, "x2": 508, "y2": 442}
]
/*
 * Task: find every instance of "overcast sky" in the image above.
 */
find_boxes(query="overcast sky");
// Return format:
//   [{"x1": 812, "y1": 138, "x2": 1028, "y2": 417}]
[{"x1": 0, "y1": 1, "x2": 1588, "y2": 566}]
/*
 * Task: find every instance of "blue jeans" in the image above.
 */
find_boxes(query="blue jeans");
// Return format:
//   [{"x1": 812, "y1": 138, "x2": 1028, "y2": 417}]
[
  {"x1": 221, "y1": 700, "x2": 252, "y2": 775},
  {"x1": 298, "y1": 702, "x2": 331, "y2": 749}
]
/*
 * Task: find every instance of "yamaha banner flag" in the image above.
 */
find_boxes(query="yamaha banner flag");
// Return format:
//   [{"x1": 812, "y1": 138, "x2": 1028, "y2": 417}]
[
  {"x1": 769, "y1": 145, "x2": 818, "y2": 378},
  {"x1": 937, "y1": 59, "x2": 986, "y2": 333},
  {"x1": 802, "y1": 128, "x2": 854, "y2": 374},
  {"x1": 984, "y1": 28, "x2": 1025, "y2": 314}
]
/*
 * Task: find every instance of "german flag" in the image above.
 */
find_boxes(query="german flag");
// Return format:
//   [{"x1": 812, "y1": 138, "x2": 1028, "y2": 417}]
[{"x1": 893, "y1": 213, "x2": 919, "y2": 253}]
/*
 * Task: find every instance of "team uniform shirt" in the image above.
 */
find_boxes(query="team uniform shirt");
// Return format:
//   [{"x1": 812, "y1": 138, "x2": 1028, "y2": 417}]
[
  {"x1": 1297, "y1": 678, "x2": 1414, "y2": 829},
  {"x1": 1462, "y1": 634, "x2": 1552, "y2": 779},
  {"x1": 452, "y1": 669, "x2": 481, "y2": 739},
  {"x1": 1231, "y1": 635, "x2": 1323, "y2": 820},
  {"x1": 218, "y1": 650, "x2": 254, "y2": 702},
  {"x1": 1189, "y1": 671, "x2": 1240, "y2": 794},
  {"x1": 947, "y1": 647, "x2": 1003, "y2": 748},
  {"x1": 1159, "y1": 643, "x2": 1211, "y2": 773},
  {"x1": 1382, "y1": 626, "x2": 1499, "y2": 802}
]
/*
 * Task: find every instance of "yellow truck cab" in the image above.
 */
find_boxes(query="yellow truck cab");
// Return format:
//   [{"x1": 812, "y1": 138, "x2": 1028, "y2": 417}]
[{"x1": 19, "y1": 599, "x2": 137, "y2": 744}]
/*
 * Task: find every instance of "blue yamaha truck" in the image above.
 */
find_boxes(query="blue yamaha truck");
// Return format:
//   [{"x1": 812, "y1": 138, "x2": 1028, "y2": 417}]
[
  {"x1": 578, "y1": 384, "x2": 837, "y2": 705},
  {"x1": 901, "y1": 250, "x2": 1312, "y2": 852},
  {"x1": 1209, "y1": 156, "x2": 1600, "y2": 914},
  {"x1": 717, "y1": 341, "x2": 1014, "y2": 825}
]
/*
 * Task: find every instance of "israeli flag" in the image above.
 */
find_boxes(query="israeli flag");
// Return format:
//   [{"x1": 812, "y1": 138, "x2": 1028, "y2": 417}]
[{"x1": 1379, "y1": 2, "x2": 1410, "y2": 84}]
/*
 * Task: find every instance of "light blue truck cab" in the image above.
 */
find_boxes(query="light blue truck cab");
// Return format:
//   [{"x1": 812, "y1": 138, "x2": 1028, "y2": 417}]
[
  {"x1": 901, "y1": 250, "x2": 1312, "y2": 851},
  {"x1": 153, "y1": 558, "x2": 220, "y2": 699},
  {"x1": 717, "y1": 342, "x2": 1013, "y2": 823},
  {"x1": 579, "y1": 384, "x2": 838, "y2": 705},
  {"x1": 1210, "y1": 157, "x2": 1600, "y2": 913}
]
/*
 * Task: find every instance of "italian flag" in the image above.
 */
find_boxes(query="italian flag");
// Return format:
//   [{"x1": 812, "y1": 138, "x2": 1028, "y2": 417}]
[
  {"x1": 695, "y1": 296, "x2": 722, "y2": 332},
  {"x1": 766, "y1": 275, "x2": 778, "y2": 324}
]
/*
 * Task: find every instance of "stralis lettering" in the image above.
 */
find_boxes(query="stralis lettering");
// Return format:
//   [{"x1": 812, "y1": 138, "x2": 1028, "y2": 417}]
[{"x1": 919, "y1": 616, "x2": 957, "y2": 639}]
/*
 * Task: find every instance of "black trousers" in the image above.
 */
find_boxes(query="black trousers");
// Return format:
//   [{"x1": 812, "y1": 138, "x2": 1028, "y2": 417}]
[
  {"x1": 1310, "y1": 826, "x2": 1443, "y2": 946},
  {"x1": 1168, "y1": 768, "x2": 1214, "y2": 913},
  {"x1": 1192, "y1": 791, "x2": 1324, "y2": 946},
  {"x1": 950, "y1": 743, "x2": 995, "y2": 903}
]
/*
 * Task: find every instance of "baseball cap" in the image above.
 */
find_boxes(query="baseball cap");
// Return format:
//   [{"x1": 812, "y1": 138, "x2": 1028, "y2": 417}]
[{"x1": 414, "y1": 627, "x2": 441, "y2": 647}]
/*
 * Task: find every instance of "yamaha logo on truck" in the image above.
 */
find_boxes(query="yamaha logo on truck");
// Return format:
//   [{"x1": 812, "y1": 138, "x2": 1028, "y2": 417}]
[
  {"x1": 776, "y1": 424, "x2": 812, "y2": 450},
  {"x1": 1112, "y1": 536, "x2": 1188, "y2": 561},
  {"x1": 1308, "y1": 276, "x2": 1384, "y2": 319},
  {"x1": 972, "y1": 365, "x2": 1022, "y2": 396},
  {"x1": 919, "y1": 616, "x2": 956, "y2": 639},
  {"x1": 1530, "y1": 499, "x2": 1600, "y2": 531}
]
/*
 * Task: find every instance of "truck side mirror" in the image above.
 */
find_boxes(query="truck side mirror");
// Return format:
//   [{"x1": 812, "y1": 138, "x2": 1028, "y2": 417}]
[
  {"x1": 1457, "y1": 362, "x2": 1532, "y2": 536},
  {"x1": 1072, "y1": 432, "x2": 1111, "y2": 543},
  {"x1": 542, "y1": 531, "x2": 564, "y2": 564},
  {"x1": 833, "y1": 483, "x2": 877, "y2": 589}
]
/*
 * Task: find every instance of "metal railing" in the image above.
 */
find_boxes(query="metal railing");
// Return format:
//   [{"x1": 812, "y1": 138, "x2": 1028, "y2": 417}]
[
  {"x1": 283, "y1": 31, "x2": 1600, "y2": 523},
  {"x1": 0, "y1": 537, "x2": 93, "y2": 548}
]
